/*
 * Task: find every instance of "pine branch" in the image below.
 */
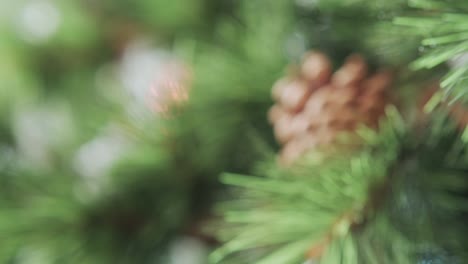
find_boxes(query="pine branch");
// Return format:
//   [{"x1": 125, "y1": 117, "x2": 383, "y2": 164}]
[
  {"x1": 395, "y1": 3, "x2": 468, "y2": 104},
  {"x1": 210, "y1": 108, "x2": 407, "y2": 263},
  {"x1": 211, "y1": 107, "x2": 468, "y2": 263}
]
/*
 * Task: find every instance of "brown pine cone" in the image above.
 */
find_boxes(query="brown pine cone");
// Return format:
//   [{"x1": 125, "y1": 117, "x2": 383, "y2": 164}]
[{"x1": 269, "y1": 52, "x2": 393, "y2": 165}]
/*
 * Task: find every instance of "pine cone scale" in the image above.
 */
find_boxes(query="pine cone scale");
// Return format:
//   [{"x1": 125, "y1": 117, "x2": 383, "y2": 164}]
[{"x1": 269, "y1": 52, "x2": 393, "y2": 165}]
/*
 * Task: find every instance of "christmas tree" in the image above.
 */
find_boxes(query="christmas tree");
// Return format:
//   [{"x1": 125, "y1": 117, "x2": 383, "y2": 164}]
[{"x1": 1, "y1": 0, "x2": 468, "y2": 263}]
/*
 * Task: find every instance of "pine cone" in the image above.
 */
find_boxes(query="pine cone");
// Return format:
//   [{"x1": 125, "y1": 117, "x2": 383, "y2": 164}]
[{"x1": 269, "y1": 52, "x2": 393, "y2": 165}]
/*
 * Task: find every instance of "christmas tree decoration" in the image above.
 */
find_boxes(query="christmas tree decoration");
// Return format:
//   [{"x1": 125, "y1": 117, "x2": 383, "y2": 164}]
[
  {"x1": 13, "y1": 102, "x2": 76, "y2": 170},
  {"x1": 118, "y1": 40, "x2": 191, "y2": 116},
  {"x1": 15, "y1": 0, "x2": 62, "y2": 44},
  {"x1": 270, "y1": 52, "x2": 393, "y2": 164},
  {"x1": 147, "y1": 61, "x2": 190, "y2": 114},
  {"x1": 3, "y1": 0, "x2": 468, "y2": 263}
]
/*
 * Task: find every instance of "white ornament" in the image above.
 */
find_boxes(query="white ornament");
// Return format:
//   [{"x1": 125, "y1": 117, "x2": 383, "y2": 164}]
[
  {"x1": 119, "y1": 40, "x2": 190, "y2": 114},
  {"x1": 169, "y1": 237, "x2": 208, "y2": 264},
  {"x1": 16, "y1": 0, "x2": 61, "y2": 43},
  {"x1": 15, "y1": 247, "x2": 50, "y2": 264},
  {"x1": 120, "y1": 40, "x2": 172, "y2": 103},
  {"x1": 73, "y1": 124, "x2": 131, "y2": 180},
  {"x1": 13, "y1": 103, "x2": 75, "y2": 169},
  {"x1": 72, "y1": 124, "x2": 132, "y2": 202}
]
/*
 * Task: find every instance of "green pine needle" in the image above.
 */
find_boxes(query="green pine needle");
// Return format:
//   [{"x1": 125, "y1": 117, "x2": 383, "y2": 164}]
[
  {"x1": 212, "y1": 109, "x2": 468, "y2": 263},
  {"x1": 395, "y1": 8, "x2": 468, "y2": 104}
]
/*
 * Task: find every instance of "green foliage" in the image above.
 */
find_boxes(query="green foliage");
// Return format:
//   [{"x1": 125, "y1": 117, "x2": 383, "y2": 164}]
[
  {"x1": 86, "y1": 0, "x2": 235, "y2": 38},
  {"x1": 294, "y1": 0, "x2": 421, "y2": 66},
  {"x1": 0, "y1": 0, "x2": 297, "y2": 262},
  {"x1": 0, "y1": 126, "x2": 197, "y2": 263},
  {"x1": 3, "y1": 0, "x2": 468, "y2": 263},
  {"x1": 211, "y1": 107, "x2": 468, "y2": 264},
  {"x1": 0, "y1": 155, "x2": 84, "y2": 264},
  {"x1": 210, "y1": 107, "x2": 405, "y2": 263},
  {"x1": 172, "y1": 0, "x2": 295, "y2": 175},
  {"x1": 395, "y1": 1, "x2": 468, "y2": 104}
]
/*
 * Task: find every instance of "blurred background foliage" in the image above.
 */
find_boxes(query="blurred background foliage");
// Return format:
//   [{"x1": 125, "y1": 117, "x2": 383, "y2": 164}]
[
  {"x1": 0, "y1": 0, "x2": 239, "y2": 263},
  {"x1": 0, "y1": 0, "x2": 292, "y2": 262}
]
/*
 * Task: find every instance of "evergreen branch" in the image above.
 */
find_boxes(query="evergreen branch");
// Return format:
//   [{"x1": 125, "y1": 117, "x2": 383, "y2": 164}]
[
  {"x1": 210, "y1": 108, "x2": 407, "y2": 264},
  {"x1": 395, "y1": 7, "x2": 468, "y2": 104},
  {"x1": 212, "y1": 108, "x2": 468, "y2": 263}
]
